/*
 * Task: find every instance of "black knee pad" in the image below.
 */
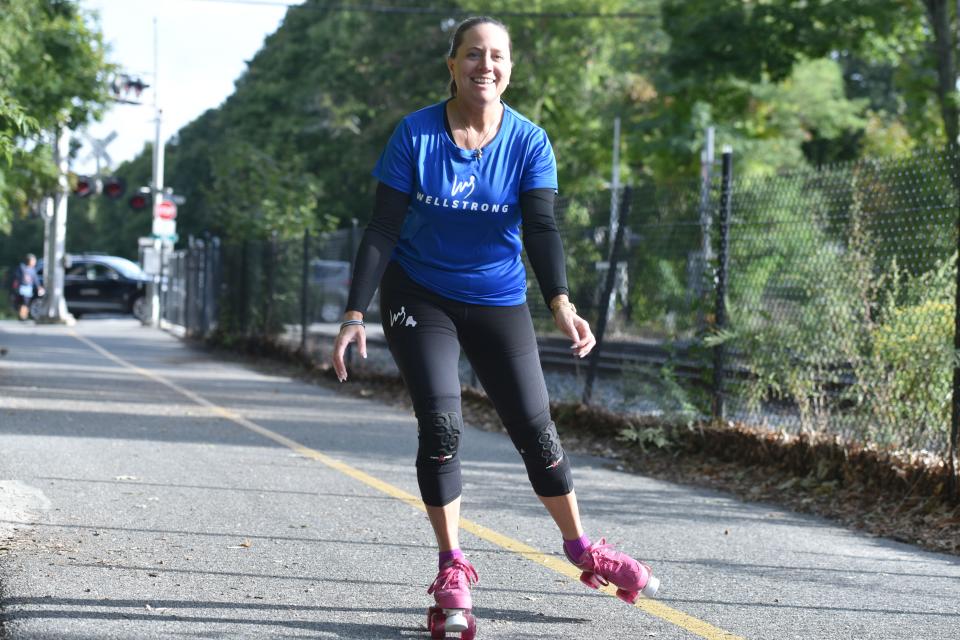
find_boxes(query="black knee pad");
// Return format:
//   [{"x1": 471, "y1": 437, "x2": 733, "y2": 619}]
[
  {"x1": 511, "y1": 415, "x2": 573, "y2": 497},
  {"x1": 416, "y1": 411, "x2": 462, "y2": 465},
  {"x1": 415, "y1": 411, "x2": 463, "y2": 506}
]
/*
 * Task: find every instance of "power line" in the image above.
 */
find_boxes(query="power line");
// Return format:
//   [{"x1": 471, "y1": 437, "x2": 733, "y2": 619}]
[{"x1": 187, "y1": 0, "x2": 660, "y2": 20}]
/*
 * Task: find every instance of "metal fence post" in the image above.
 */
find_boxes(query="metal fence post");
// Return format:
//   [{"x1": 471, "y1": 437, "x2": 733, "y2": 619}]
[
  {"x1": 583, "y1": 186, "x2": 632, "y2": 405},
  {"x1": 301, "y1": 229, "x2": 310, "y2": 354},
  {"x1": 158, "y1": 241, "x2": 167, "y2": 325},
  {"x1": 210, "y1": 236, "x2": 221, "y2": 334},
  {"x1": 192, "y1": 241, "x2": 202, "y2": 335},
  {"x1": 263, "y1": 235, "x2": 276, "y2": 336},
  {"x1": 712, "y1": 147, "x2": 733, "y2": 421},
  {"x1": 239, "y1": 240, "x2": 249, "y2": 335},
  {"x1": 347, "y1": 219, "x2": 359, "y2": 369},
  {"x1": 950, "y1": 150, "x2": 960, "y2": 500},
  {"x1": 185, "y1": 236, "x2": 195, "y2": 337},
  {"x1": 200, "y1": 235, "x2": 210, "y2": 337},
  {"x1": 349, "y1": 218, "x2": 359, "y2": 267}
]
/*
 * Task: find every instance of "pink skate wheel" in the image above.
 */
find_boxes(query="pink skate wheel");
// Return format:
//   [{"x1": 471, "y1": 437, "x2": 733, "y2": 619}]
[
  {"x1": 427, "y1": 608, "x2": 445, "y2": 639},
  {"x1": 615, "y1": 588, "x2": 640, "y2": 605},
  {"x1": 579, "y1": 571, "x2": 603, "y2": 589},
  {"x1": 461, "y1": 613, "x2": 477, "y2": 640}
]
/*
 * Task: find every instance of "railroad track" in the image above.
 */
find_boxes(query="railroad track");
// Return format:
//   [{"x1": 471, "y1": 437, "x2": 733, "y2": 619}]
[
  {"x1": 295, "y1": 323, "x2": 851, "y2": 394},
  {"x1": 536, "y1": 335, "x2": 709, "y2": 380}
]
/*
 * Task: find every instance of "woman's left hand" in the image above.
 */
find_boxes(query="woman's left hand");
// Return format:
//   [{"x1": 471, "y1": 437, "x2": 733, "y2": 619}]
[{"x1": 552, "y1": 303, "x2": 595, "y2": 358}]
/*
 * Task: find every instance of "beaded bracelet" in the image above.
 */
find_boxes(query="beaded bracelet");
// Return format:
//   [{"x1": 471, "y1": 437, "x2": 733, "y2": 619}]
[{"x1": 339, "y1": 319, "x2": 365, "y2": 331}]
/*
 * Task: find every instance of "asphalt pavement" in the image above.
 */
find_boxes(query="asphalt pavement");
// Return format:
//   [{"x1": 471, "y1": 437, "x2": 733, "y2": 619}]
[{"x1": 0, "y1": 318, "x2": 958, "y2": 640}]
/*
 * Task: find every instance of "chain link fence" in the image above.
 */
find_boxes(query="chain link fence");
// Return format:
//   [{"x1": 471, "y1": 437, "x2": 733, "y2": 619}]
[
  {"x1": 721, "y1": 151, "x2": 957, "y2": 456},
  {"x1": 163, "y1": 148, "x2": 960, "y2": 464}
]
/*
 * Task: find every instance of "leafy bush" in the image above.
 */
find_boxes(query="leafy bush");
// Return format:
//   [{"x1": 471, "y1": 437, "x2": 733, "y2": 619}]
[
  {"x1": 849, "y1": 256, "x2": 955, "y2": 450},
  {"x1": 720, "y1": 163, "x2": 957, "y2": 456}
]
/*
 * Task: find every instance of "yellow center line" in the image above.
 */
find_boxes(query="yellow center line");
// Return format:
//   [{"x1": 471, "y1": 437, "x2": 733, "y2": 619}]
[{"x1": 71, "y1": 331, "x2": 744, "y2": 640}]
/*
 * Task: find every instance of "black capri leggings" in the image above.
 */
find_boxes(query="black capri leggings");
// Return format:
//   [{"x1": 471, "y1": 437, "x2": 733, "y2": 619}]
[{"x1": 379, "y1": 261, "x2": 573, "y2": 507}]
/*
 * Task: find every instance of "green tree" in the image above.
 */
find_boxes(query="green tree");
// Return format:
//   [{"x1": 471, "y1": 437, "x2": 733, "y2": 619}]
[
  {"x1": 153, "y1": 0, "x2": 664, "y2": 242},
  {"x1": 205, "y1": 138, "x2": 329, "y2": 240},
  {"x1": 657, "y1": 0, "x2": 960, "y2": 154},
  {"x1": 922, "y1": 0, "x2": 958, "y2": 145},
  {"x1": 0, "y1": 0, "x2": 113, "y2": 232}
]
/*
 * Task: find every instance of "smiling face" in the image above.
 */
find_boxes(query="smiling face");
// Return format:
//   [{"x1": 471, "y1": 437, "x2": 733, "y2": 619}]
[{"x1": 447, "y1": 22, "x2": 512, "y2": 107}]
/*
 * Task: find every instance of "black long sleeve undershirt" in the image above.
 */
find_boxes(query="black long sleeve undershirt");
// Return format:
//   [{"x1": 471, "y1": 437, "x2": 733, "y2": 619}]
[
  {"x1": 344, "y1": 182, "x2": 409, "y2": 314},
  {"x1": 519, "y1": 188, "x2": 569, "y2": 306},
  {"x1": 344, "y1": 182, "x2": 569, "y2": 315}
]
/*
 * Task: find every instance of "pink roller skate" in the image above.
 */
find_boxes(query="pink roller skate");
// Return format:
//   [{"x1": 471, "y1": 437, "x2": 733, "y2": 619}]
[
  {"x1": 565, "y1": 538, "x2": 660, "y2": 604},
  {"x1": 426, "y1": 557, "x2": 479, "y2": 639}
]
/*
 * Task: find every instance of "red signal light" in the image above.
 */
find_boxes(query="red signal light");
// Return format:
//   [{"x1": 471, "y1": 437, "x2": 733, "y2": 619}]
[
  {"x1": 73, "y1": 176, "x2": 94, "y2": 198},
  {"x1": 129, "y1": 194, "x2": 149, "y2": 210},
  {"x1": 102, "y1": 177, "x2": 126, "y2": 199}
]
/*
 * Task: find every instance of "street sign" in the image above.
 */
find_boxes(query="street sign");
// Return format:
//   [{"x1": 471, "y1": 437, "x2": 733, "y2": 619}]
[
  {"x1": 141, "y1": 246, "x2": 161, "y2": 275},
  {"x1": 156, "y1": 199, "x2": 177, "y2": 220},
  {"x1": 152, "y1": 217, "x2": 176, "y2": 239},
  {"x1": 152, "y1": 199, "x2": 177, "y2": 243}
]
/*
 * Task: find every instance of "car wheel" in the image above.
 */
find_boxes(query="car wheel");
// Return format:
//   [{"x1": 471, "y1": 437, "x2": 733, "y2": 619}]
[
  {"x1": 28, "y1": 298, "x2": 44, "y2": 319},
  {"x1": 132, "y1": 296, "x2": 148, "y2": 321}
]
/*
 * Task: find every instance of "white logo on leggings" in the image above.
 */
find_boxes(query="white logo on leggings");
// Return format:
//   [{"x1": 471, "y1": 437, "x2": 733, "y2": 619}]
[{"x1": 390, "y1": 306, "x2": 417, "y2": 328}]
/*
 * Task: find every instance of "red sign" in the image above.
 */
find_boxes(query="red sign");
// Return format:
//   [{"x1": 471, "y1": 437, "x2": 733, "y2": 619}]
[{"x1": 156, "y1": 200, "x2": 177, "y2": 220}]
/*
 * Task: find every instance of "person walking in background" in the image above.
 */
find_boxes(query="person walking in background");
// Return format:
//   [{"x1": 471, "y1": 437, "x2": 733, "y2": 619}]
[
  {"x1": 10, "y1": 253, "x2": 42, "y2": 321},
  {"x1": 331, "y1": 16, "x2": 658, "y2": 636}
]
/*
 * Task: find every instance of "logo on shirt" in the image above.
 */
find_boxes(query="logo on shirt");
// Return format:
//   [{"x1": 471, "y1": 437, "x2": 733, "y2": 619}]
[
  {"x1": 415, "y1": 172, "x2": 511, "y2": 213},
  {"x1": 451, "y1": 175, "x2": 476, "y2": 200}
]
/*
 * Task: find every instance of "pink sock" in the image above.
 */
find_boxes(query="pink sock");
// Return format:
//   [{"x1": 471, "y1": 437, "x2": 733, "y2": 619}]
[
  {"x1": 564, "y1": 535, "x2": 592, "y2": 562},
  {"x1": 439, "y1": 548, "x2": 464, "y2": 569}
]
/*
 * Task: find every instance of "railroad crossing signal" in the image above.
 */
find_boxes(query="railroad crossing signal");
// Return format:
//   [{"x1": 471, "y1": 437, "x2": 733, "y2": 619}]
[{"x1": 71, "y1": 175, "x2": 125, "y2": 199}]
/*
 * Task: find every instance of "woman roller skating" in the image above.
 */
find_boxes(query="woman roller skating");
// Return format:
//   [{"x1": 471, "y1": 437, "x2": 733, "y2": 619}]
[{"x1": 332, "y1": 16, "x2": 659, "y2": 638}]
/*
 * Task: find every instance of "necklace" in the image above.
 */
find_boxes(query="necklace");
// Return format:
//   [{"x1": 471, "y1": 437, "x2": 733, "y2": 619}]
[
  {"x1": 452, "y1": 102, "x2": 501, "y2": 160},
  {"x1": 471, "y1": 119, "x2": 497, "y2": 159}
]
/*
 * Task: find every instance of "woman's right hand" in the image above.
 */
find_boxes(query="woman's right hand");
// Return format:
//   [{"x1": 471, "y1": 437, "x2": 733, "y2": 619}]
[{"x1": 332, "y1": 312, "x2": 367, "y2": 382}]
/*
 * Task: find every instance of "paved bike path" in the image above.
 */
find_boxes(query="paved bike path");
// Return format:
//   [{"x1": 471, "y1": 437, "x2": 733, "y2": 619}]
[{"x1": 0, "y1": 319, "x2": 957, "y2": 639}]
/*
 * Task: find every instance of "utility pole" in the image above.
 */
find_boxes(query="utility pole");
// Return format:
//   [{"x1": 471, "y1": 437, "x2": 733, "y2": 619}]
[
  {"x1": 609, "y1": 116, "x2": 622, "y2": 239},
  {"x1": 695, "y1": 127, "x2": 716, "y2": 327},
  {"x1": 699, "y1": 127, "x2": 715, "y2": 266},
  {"x1": 604, "y1": 117, "x2": 622, "y2": 325},
  {"x1": 135, "y1": 17, "x2": 180, "y2": 328},
  {"x1": 148, "y1": 16, "x2": 166, "y2": 328},
  {"x1": 37, "y1": 124, "x2": 75, "y2": 325}
]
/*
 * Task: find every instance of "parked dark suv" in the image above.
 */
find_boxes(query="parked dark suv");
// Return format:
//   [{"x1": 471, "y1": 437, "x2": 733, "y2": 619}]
[
  {"x1": 35, "y1": 254, "x2": 151, "y2": 320},
  {"x1": 309, "y1": 259, "x2": 351, "y2": 322},
  {"x1": 307, "y1": 258, "x2": 380, "y2": 322}
]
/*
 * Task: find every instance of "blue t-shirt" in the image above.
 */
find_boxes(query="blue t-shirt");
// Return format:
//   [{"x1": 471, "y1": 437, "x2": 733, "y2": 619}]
[{"x1": 373, "y1": 100, "x2": 558, "y2": 306}]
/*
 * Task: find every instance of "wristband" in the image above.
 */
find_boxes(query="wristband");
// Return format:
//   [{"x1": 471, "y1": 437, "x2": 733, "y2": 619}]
[{"x1": 339, "y1": 319, "x2": 365, "y2": 331}]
